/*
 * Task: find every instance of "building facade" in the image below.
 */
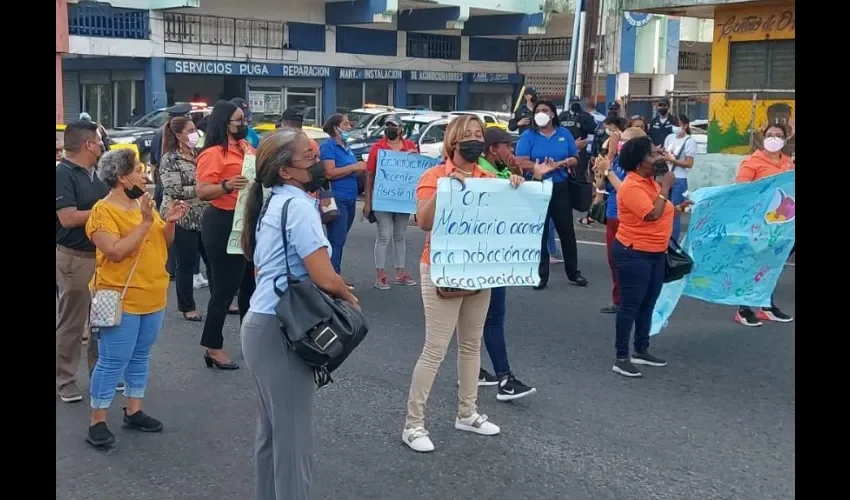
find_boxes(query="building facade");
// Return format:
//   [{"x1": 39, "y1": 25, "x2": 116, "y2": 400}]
[
  {"x1": 57, "y1": 0, "x2": 580, "y2": 127},
  {"x1": 629, "y1": 0, "x2": 795, "y2": 153}
]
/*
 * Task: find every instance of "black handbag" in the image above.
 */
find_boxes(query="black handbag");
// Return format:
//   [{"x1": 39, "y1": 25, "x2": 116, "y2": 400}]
[
  {"x1": 273, "y1": 198, "x2": 369, "y2": 387},
  {"x1": 664, "y1": 238, "x2": 694, "y2": 283},
  {"x1": 588, "y1": 199, "x2": 607, "y2": 224},
  {"x1": 568, "y1": 174, "x2": 593, "y2": 213}
]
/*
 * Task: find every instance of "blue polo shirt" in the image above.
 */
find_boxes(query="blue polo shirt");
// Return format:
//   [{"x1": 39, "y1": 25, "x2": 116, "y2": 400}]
[
  {"x1": 319, "y1": 139, "x2": 359, "y2": 201},
  {"x1": 605, "y1": 156, "x2": 627, "y2": 220},
  {"x1": 514, "y1": 127, "x2": 578, "y2": 184}
]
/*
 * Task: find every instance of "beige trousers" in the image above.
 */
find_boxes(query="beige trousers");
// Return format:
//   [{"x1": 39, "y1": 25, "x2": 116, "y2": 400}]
[
  {"x1": 56, "y1": 247, "x2": 99, "y2": 390},
  {"x1": 405, "y1": 264, "x2": 491, "y2": 429}
]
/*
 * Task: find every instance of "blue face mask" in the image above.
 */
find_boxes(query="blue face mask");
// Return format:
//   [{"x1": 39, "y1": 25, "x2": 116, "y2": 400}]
[{"x1": 336, "y1": 126, "x2": 351, "y2": 142}]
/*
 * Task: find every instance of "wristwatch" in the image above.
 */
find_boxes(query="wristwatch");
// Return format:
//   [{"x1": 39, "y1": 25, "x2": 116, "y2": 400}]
[{"x1": 221, "y1": 179, "x2": 234, "y2": 194}]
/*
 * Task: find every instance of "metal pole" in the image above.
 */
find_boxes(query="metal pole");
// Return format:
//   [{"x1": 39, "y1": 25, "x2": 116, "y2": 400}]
[{"x1": 565, "y1": 0, "x2": 585, "y2": 109}]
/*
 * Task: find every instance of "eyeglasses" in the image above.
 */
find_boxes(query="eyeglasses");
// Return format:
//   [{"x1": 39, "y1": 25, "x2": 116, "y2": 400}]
[{"x1": 229, "y1": 119, "x2": 248, "y2": 125}]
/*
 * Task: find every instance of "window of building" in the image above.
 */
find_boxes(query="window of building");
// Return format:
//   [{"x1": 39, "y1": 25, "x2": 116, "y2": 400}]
[
  {"x1": 406, "y1": 33, "x2": 460, "y2": 60},
  {"x1": 727, "y1": 40, "x2": 795, "y2": 99}
]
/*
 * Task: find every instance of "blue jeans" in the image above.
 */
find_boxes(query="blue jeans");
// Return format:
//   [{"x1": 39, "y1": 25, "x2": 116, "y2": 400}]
[
  {"x1": 89, "y1": 309, "x2": 165, "y2": 409},
  {"x1": 670, "y1": 178, "x2": 688, "y2": 241},
  {"x1": 326, "y1": 198, "x2": 356, "y2": 274},
  {"x1": 612, "y1": 241, "x2": 665, "y2": 359},
  {"x1": 482, "y1": 286, "x2": 511, "y2": 377},
  {"x1": 546, "y1": 219, "x2": 561, "y2": 257}
]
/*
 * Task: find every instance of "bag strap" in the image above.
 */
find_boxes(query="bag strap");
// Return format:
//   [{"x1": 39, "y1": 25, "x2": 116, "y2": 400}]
[
  {"x1": 92, "y1": 200, "x2": 145, "y2": 298},
  {"x1": 272, "y1": 197, "x2": 296, "y2": 298}
]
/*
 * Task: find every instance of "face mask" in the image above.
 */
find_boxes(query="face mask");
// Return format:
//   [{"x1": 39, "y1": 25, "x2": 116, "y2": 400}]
[
  {"x1": 302, "y1": 161, "x2": 329, "y2": 193},
  {"x1": 231, "y1": 125, "x2": 249, "y2": 141},
  {"x1": 187, "y1": 132, "x2": 200, "y2": 148},
  {"x1": 671, "y1": 126, "x2": 682, "y2": 136},
  {"x1": 534, "y1": 112, "x2": 551, "y2": 127},
  {"x1": 336, "y1": 126, "x2": 351, "y2": 142},
  {"x1": 385, "y1": 128, "x2": 400, "y2": 140},
  {"x1": 457, "y1": 140, "x2": 485, "y2": 162},
  {"x1": 657, "y1": 107, "x2": 669, "y2": 116},
  {"x1": 763, "y1": 137, "x2": 786, "y2": 153},
  {"x1": 124, "y1": 184, "x2": 146, "y2": 200}
]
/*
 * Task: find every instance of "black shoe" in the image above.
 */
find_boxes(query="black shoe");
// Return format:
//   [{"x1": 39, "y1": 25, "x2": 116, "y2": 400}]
[
  {"x1": 631, "y1": 350, "x2": 667, "y2": 367},
  {"x1": 600, "y1": 304, "x2": 618, "y2": 314},
  {"x1": 86, "y1": 422, "x2": 116, "y2": 448},
  {"x1": 735, "y1": 308, "x2": 762, "y2": 327},
  {"x1": 123, "y1": 408, "x2": 163, "y2": 432},
  {"x1": 496, "y1": 374, "x2": 537, "y2": 401},
  {"x1": 204, "y1": 353, "x2": 240, "y2": 370},
  {"x1": 612, "y1": 358, "x2": 642, "y2": 378},
  {"x1": 533, "y1": 276, "x2": 549, "y2": 291},
  {"x1": 478, "y1": 368, "x2": 500, "y2": 387},
  {"x1": 116, "y1": 382, "x2": 125, "y2": 393},
  {"x1": 182, "y1": 312, "x2": 204, "y2": 322},
  {"x1": 758, "y1": 306, "x2": 793, "y2": 323},
  {"x1": 568, "y1": 273, "x2": 588, "y2": 287}
]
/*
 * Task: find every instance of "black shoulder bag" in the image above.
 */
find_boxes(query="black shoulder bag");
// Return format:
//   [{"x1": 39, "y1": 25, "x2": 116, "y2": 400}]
[
  {"x1": 664, "y1": 238, "x2": 694, "y2": 283},
  {"x1": 273, "y1": 198, "x2": 369, "y2": 388}
]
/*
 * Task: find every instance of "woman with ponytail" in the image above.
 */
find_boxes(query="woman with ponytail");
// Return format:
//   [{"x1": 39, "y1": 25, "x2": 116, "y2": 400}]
[
  {"x1": 159, "y1": 116, "x2": 209, "y2": 322},
  {"x1": 240, "y1": 129, "x2": 358, "y2": 500}
]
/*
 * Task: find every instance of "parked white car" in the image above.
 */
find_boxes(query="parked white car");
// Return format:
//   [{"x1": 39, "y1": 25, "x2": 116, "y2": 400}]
[
  {"x1": 346, "y1": 105, "x2": 415, "y2": 142},
  {"x1": 690, "y1": 119, "x2": 709, "y2": 155},
  {"x1": 360, "y1": 113, "x2": 448, "y2": 163}
]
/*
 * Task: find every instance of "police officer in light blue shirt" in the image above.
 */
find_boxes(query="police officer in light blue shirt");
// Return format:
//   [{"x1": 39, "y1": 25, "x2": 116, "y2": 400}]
[
  {"x1": 514, "y1": 99, "x2": 588, "y2": 290},
  {"x1": 239, "y1": 128, "x2": 358, "y2": 500}
]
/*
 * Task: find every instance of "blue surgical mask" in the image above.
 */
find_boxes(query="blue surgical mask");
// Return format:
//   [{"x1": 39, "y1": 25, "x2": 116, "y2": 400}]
[{"x1": 336, "y1": 126, "x2": 351, "y2": 142}]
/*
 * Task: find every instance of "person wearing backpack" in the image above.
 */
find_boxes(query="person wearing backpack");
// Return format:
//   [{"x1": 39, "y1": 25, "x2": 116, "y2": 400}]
[
  {"x1": 659, "y1": 114, "x2": 696, "y2": 241},
  {"x1": 239, "y1": 128, "x2": 360, "y2": 500}
]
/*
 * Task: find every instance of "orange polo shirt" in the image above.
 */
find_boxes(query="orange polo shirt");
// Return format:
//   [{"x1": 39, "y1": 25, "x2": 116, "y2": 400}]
[
  {"x1": 195, "y1": 139, "x2": 255, "y2": 211},
  {"x1": 735, "y1": 150, "x2": 794, "y2": 183},
  {"x1": 615, "y1": 172, "x2": 674, "y2": 253},
  {"x1": 416, "y1": 159, "x2": 495, "y2": 265}
]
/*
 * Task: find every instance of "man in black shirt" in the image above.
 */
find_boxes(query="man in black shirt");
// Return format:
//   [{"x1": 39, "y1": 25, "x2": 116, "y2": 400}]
[
  {"x1": 559, "y1": 96, "x2": 597, "y2": 179},
  {"x1": 56, "y1": 120, "x2": 109, "y2": 403},
  {"x1": 647, "y1": 97, "x2": 679, "y2": 147}
]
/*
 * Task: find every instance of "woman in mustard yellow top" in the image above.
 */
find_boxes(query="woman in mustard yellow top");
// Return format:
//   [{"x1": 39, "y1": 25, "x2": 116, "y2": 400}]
[{"x1": 84, "y1": 148, "x2": 187, "y2": 448}]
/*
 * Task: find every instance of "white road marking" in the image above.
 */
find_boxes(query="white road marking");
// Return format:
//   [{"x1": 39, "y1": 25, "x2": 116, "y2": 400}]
[{"x1": 572, "y1": 239, "x2": 795, "y2": 267}]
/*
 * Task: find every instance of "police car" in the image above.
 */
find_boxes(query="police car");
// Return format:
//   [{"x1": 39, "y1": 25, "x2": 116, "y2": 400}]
[
  {"x1": 345, "y1": 105, "x2": 415, "y2": 142},
  {"x1": 107, "y1": 102, "x2": 211, "y2": 163}
]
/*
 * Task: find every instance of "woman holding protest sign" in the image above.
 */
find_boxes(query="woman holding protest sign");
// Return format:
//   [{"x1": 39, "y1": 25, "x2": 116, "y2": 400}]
[
  {"x1": 733, "y1": 123, "x2": 795, "y2": 327},
  {"x1": 362, "y1": 115, "x2": 419, "y2": 290},
  {"x1": 514, "y1": 99, "x2": 588, "y2": 290},
  {"x1": 402, "y1": 115, "x2": 529, "y2": 453},
  {"x1": 194, "y1": 101, "x2": 256, "y2": 370}
]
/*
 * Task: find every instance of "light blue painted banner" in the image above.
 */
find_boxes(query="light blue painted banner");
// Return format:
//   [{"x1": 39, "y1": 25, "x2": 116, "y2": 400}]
[
  {"x1": 372, "y1": 150, "x2": 440, "y2": 214},
  {"x1": 429, "y1": 177, "x2": 553, "y2": 290},
  {"x1": 651, "y1": 170, "x2": 795, "y2": 335}
]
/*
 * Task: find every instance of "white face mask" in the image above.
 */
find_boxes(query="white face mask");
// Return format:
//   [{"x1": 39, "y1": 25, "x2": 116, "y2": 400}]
[
  {"x1": 763, "y1": 136, "x2": 785, "y2": 153},
  {"x1": 534, "y1": 112, "x2": 551, "y2": 127},
  {"x1": 187, "y1": 132, "x2": 200, "y2": 148},
  {"x1": 671, "y1": 126, "x2": 682, "y2": 136}
]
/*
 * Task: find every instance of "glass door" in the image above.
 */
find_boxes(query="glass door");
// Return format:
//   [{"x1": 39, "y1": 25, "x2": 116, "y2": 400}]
[{"x1": 284, "y1": 87, "x2": 321, "y2": 127}]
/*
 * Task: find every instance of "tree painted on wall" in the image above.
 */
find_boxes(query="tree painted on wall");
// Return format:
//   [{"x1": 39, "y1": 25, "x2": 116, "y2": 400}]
[{"x1": 707, "y1": 114, "x2": 751, "y2": 153}]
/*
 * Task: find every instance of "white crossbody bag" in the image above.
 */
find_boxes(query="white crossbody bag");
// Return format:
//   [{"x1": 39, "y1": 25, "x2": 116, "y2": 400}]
[{"x1": 89, "y1": 250, "x2": 142, "y2": 329}]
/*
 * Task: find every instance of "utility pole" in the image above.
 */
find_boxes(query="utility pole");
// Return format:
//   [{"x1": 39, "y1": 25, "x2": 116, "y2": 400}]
[
  {"x1": 564, "y1": 0, "x2": 584, "y2": 109},
  {"x1": 581, "y1": 0, "x2": 601, "y2": 103}
]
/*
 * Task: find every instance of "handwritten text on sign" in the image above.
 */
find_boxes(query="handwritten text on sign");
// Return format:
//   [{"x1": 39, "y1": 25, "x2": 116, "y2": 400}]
[
  {"x1": 226, "y1": 154, "x2": 256, "y2": 255},
  {"x1": 429, "y1": 178, "x2": 552, "y2": 290},
  {"x1": 372, "y1": 150, "x2": 439, "y2": 214}
]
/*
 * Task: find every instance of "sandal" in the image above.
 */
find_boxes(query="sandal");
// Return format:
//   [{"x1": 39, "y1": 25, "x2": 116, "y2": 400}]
[
  {"x1": 577, "y1": 216, "x2": 595, "y2": 226},
  {"x1": 183, "y1": 312, "x2": 203, "y2": 322}
]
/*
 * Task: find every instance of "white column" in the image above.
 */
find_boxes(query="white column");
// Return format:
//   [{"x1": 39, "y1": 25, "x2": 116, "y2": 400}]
[
  {"x1": 651, "y1": 74, "x2": 675, "y2": 95},
  {"x1": 616, "y1": 72, "x2": 630, "y2": 100}
]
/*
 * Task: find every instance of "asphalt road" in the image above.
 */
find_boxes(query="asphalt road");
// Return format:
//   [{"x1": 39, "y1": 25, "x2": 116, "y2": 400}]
[{"x1": 56, "y1": 217, "x2": 795, "y2": 500}]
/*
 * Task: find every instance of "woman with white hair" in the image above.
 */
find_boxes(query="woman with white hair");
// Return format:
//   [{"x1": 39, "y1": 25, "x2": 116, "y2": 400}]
[{"x1": 84, "y1": 148, "x2": 187, "y2": 448}]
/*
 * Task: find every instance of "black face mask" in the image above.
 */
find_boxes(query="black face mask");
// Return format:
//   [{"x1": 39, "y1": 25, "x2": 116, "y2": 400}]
[
  {"x1": 302, "y1": 161, "x2": 328, "y2": 193},
  {"x1": 457, "y1": 140, "x2": 485, "y2": 163},
  {"x1": 124, "y1": 184, "x2": 146, "y2": 200},
  {"x1": 657, "y1": 107, "x2": 669, "y2": 116},
  {"x1": 570, "y1": 103, "x2": 582, "y2": 114},
  {"x1": 494, "y1": 160, "x2": 509, "y2": 171},
  {"x1": 231, "y1": 125, "x2": 249, "y2": 141},
  {"x1": 385, "y1": 128, "x2": 400, "y2": 140}
]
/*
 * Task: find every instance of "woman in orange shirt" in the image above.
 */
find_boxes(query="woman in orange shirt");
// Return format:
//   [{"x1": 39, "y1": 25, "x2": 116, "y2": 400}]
[
  {"x1": 195, "y1": 101, "x2": 255, "y2": 370},
  {"x1": 85, "y1": 148, "x2": 187, "y2": 447},
  {"x1": 611, "y1": 136, "x2": 675, "y2": 378},
  {"x1": 734, "y1": 123, "x2": 795, "y2": 327},
  {"x1": 402, "y1": 115, "x2": 527, "y2": 453}
]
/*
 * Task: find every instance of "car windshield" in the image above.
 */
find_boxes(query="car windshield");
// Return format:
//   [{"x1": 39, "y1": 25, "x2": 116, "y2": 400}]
[
  {"x1": 364, "y1": 121, "x2": 431, "y2": 141},
  {"x1": 130, "y1": 109, "x2": 168, "y2": 128},
  {"x1": 347, "y1": 112, "x2": 375, "y2": 129}
]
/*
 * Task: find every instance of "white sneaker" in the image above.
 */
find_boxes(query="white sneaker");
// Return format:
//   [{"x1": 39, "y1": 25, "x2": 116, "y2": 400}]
[
  {"x1": 193, "y1": 274, "x2": 209, "y2": 289},
  {"x1": 402, "y1": 427, "x2": 435, "y2": 453},
  {"x1": 455, "y1": 413, "x2": 500, "y2": 436}
]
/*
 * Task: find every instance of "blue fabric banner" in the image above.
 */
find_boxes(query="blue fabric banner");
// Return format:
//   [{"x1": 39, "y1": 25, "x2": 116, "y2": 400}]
[
  {"x1": 651, "y1": 170, "x2": 795, "y2": 335},
  {"x1": 372, "y1": 150, "x2": 440, "y2": 214}
]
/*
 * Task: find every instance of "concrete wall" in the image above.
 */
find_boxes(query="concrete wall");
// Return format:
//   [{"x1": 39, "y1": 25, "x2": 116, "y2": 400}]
[{"x1": 56, "y1": 0, "x2": 69, "y2": 123}]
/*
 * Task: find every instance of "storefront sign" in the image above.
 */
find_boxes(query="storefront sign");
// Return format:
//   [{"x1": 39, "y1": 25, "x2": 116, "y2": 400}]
[
  {"x1": 624, "y1": 12, "x2": 653, "y2": 27},
  {"x1": 338, "y1": 68, "x2": 403, "y2": 80},
  {"x1": 718, "y1": 10, "x2": 795, "y2": 39},
  {"x1": 471, "y1": 73, "x2": 521, "y2": 84},
  {"x1": 165, "y1": 59, "x2": 332, "y2": 78},
  {"x1": 407, "y1": 70, "x2": 464, "y2": 82}
]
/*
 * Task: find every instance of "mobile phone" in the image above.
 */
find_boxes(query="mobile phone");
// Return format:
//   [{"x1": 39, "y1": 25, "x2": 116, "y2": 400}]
[{"x1": 367, "y1": 212, "x2": 377, "y2": 224}]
